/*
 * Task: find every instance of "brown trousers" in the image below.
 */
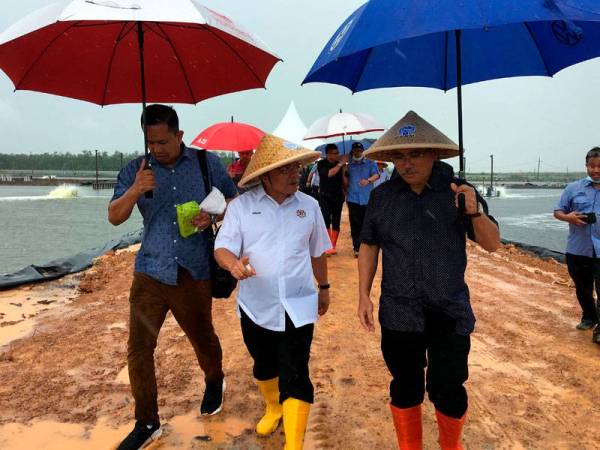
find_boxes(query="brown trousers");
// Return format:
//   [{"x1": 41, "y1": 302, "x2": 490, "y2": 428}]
[{"x1": 127, "y1": 268, "x2": 224, "y2": 424}]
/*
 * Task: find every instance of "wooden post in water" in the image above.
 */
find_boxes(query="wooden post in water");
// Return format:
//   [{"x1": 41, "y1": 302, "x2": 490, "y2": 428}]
[
  {"x1": 95, "y1": 150, "x2": 99, "y2": 188},
  {"x1": 490, "y1": 154, "x2": 494, "y2": 192}
]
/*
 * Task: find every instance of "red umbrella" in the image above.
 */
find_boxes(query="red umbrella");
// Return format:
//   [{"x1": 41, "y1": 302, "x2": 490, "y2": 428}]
[
  {"x1": 0, "y1": 1, "x2": 280, "y2": 106},
  {"x1": 0, "y1": 0, "x2": 281, "y2": 197},
  {"x1": 191, "y1": 118, "x2": 265, "y2": 152}
]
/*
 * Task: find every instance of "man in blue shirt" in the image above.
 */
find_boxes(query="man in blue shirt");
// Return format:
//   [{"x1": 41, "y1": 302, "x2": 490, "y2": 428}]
[
  {"x1": 108, "y1": 105, "x2": 237, "y2": 450},
  {"x1": 345, "y1": 142, "x2": 379, "y2": 257},
  {"x1": 554, "y1": 147, "x2": 600, "y2": 343}
]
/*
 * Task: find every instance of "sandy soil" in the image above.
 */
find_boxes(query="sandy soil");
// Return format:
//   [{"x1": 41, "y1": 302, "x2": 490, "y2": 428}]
[{"x1": 1, "y1": 220, "x2": 599, "y2": 449}]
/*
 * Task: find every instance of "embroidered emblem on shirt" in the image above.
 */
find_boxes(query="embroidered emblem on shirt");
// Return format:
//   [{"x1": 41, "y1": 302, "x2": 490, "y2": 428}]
[
  {"x1": 399, "y1": 124, "x2": 416, "y2": 137},
  {"x1": 296, "y1": 209, "x2": 306, "y2": 218},
  {"x1": 252, "y1": 211, "x2": 262, "y2": 215}
]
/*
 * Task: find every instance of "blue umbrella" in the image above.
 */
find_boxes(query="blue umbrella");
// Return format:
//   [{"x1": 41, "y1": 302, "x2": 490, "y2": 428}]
[
  {"x1": 315, "y1": 138, "x2": 376, "y2": 157},
  {"x1": 302, "y1": 0, "x2": 600, "y2": 177}
]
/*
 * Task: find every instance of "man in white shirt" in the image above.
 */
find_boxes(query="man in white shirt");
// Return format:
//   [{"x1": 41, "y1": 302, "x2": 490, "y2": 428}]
[
  {"x1": 373, "y1": 160, "x2": 391, "y2": 188},
  {"x1": 214, "y1": 134, "x2": 331, "y2": 450}
]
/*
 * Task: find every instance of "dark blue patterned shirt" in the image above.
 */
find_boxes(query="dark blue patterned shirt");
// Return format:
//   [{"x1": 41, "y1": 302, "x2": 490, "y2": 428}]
[
  {"x1": 360, "y1": 161, "x2": 496, "y2": 335},
  {"x1": 111, "y1": 145, "x2": 237, "y2": 285}
]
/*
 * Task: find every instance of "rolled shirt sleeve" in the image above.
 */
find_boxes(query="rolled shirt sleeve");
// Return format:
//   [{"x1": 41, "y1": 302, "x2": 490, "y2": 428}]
[
  {"x1": 555, "y1": 185, "x2": 573, "y2": 213},
  {"x1": 360, "y1": 192, "x2": 380, "y2": 246},
  {"x1": 214, "y1": 198, "x2": 243, "y2": 256},
  {"x1": 111, "y1": 157, "x2": 142, "y2": 202},
  {"x1": 309, "y1": 201, "x2": 332, "y2": 257}
]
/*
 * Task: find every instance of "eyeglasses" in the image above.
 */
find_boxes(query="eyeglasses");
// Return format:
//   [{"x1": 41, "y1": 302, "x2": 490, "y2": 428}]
[
  {"x1": 276, "y1": 162, "x2": 303, "y2": 174},
  {"x1": 392, "y1": 149, "x2": 432, "y2": 163}
]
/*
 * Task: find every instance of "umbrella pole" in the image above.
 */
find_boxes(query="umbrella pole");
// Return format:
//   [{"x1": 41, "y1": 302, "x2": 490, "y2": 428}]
[
  {"x1": 137, "y1": 21, "x2": 153, "y2": 198},
  {"x1": 455, "y1": 30, "x2": 465, "y2": 179}
]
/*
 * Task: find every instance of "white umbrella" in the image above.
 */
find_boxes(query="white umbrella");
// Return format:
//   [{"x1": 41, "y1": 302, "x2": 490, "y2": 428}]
[{"x1": 304, "y1": 110, "x2": 384, "y2": 140}]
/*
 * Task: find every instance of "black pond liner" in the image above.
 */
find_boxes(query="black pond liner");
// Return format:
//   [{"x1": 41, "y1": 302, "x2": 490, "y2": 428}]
[
  {"x1": 0, "y1": 232, "x2": 564, "y2": 290},
  {"x1": 0, "y1": 229, "x2": 142, "y2": 290},
  {"x1": 500, "y1": 238, "x2": 565, "y2": 264}
]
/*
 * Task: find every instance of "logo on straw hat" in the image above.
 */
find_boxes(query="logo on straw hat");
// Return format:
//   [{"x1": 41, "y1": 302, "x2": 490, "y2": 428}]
[
  {"x1": 399, "y1": 124, "x2": 416, "y2": 137},
  {"x1": 283, "y1": 141, "x2": 299, "y2": 149},
  {"x1": 330, "y1": 18, "x2": 354, "y2": 52},
  {"x1": 296, "y1": 209, "x2": 306, "y2": 218}
]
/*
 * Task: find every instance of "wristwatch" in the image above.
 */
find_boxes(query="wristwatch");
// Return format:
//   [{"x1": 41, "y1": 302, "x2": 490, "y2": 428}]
[
  {"x1": 318, "y1": 283, "x2": 330, "y2": 290},
  {"x1": 467, "y1": 201, "x2": 483, "y2": 218}
]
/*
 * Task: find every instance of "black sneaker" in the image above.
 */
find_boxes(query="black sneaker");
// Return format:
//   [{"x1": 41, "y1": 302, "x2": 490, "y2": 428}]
[
  {"x1": 200, "y1": 379, "x2": 225, "y2": 416},
  {"x1": 576, "y1": 318, "x2": 597, "y2": 330},
  {"x1": 117, "y1": 421, "x2": 162, "y2": 450}
]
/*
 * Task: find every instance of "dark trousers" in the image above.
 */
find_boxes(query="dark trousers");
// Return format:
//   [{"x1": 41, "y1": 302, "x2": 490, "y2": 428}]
[
  {"x1": 128, "y1": 268, "x2": 224, "y2": 424},
  {"x1": 347, "y1": 201, "x2": 367, "y2": 252},
  {"x1": 566, "y1": 253, "x2": 600, "y2": 322},
  {"x1": 319, "y1": 194, "x2": 344, "y2": 231},
  {"x1": 381, "y1": 310, "x2": 470, "y2": 419},
  {"x1": 240, "y1": 309, "x2": 314, "y2": 404}
]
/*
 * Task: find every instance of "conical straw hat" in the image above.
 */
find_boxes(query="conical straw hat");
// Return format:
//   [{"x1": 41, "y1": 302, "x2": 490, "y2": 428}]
[
  {"x1": 238, "y1": 134, "x2": 320, "y2": 188},
  {"x1": 364, "y1": 111, "x2": 458, "y2": 162}
]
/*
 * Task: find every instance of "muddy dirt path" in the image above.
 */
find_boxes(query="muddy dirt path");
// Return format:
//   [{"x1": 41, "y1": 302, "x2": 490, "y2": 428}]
[{"x1": 1, "y1": 221, "x2": 599, "y2": 449}]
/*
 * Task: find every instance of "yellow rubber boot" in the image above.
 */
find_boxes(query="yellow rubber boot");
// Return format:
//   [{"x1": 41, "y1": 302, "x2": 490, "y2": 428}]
[
  {"x1": 255, "y1": 378, "x2": 283, "y2": 436},
  {"x1": 283, "y1": 397, "x2": 310, "y2": 450}
]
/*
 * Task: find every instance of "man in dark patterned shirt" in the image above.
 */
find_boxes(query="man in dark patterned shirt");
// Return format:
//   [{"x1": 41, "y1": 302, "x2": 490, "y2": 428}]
[
  {"x1": 108, "y1": 104, "x2": 237, "y2": 450},
  {"x1": 357, "y1": 111, "x2": 500, "y2": 450}
]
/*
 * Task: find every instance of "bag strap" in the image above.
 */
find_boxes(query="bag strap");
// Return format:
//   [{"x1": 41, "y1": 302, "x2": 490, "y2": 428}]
[
  {"x1": 196, "y1": 150, "x2": 216, "y2": 238},
  {"x1": 197, "y1": 149, "x2": 212, "y2": 192}
]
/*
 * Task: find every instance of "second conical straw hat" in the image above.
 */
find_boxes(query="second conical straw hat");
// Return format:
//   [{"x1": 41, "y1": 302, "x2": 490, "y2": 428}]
[
  {"x1": 364, "y1": 111, "x2": 458, "y2": 162},
  {"x1": 238, "y1": 134, "x2": 320, "y2": 188}
]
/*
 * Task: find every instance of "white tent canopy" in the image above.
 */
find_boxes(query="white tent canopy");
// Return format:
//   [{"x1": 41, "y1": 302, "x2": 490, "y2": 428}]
[{"x1": 272, "y1": 101, "x2": 324, "y2": 150}]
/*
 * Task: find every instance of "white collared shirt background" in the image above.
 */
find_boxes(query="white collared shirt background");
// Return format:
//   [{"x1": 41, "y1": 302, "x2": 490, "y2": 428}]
[{"x1": 215, "y1": 184, "x2": 331, "y2": 331}]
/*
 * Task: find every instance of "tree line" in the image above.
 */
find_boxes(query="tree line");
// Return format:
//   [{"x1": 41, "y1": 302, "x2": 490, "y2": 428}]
[{"x1": 0, "y1": 151, "x2": 235, "y2": 171}]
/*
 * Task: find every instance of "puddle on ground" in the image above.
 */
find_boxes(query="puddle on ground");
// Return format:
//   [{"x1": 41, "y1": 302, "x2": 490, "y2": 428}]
[
  {"x1": 0, "y1": 418, "x2": 130, "y2": 450},
  {"x1": 0, "y1": 412, "x2": 251, "y2": 449},
  {"x1": 0, "y1": 276, "x2": 79, "y2": 348}
]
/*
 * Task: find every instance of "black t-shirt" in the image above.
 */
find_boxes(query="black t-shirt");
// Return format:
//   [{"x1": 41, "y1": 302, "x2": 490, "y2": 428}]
[{"x1": 317, "y1": 159, "x2": 344, "y2": 200}]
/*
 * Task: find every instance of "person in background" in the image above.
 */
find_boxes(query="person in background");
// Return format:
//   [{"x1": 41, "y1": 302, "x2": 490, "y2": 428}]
[
  {"x1": 108, "y1": 104, "x2": 237, "y2": 450},
  {"x1": 554, "y1": 146, "x2": 600, "y2": 344},
  {"x1": 317, "y1": 143, "x2": 346, "y2": 255},
  {"x1": 373, "y1": 160, "x2": 391, "y2": 188},
  {"x1": 357, "y1": 111, "x2": 500, "y2": 450},
  {"x1": 214, "y1": 134, "x2": 331, "y2": 450},
  {"x1": 305, "y1": 162, "x2": 320, "y2": 200},
  {"x1": 228, "y1": 149, "x2": 254, "y2": 192},
  {"x1": 345, "y1": 142, "x2": 380, "y2": 257}
]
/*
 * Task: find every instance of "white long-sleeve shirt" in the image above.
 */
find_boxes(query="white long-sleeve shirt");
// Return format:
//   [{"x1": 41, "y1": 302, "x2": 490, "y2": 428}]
[{"x1": 215, "y1": 184, "x2": 331, "y2": 331}]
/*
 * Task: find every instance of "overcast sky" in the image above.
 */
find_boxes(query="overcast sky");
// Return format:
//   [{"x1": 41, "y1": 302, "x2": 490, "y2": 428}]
[{"x1": 1, "y1": 0, "x2": 599, "y2": 172}]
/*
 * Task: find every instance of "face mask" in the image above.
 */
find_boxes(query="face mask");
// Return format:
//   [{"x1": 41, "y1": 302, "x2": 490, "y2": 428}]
[
  {"x1": 587, "y1": 176, "x2": 600, "y2": 184},
  {"x1": 352, "y1": 155, "x2": 364, "y2": 162}
]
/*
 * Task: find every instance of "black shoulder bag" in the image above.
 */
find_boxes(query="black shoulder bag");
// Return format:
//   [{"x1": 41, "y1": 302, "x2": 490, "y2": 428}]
[{"x1": 196, "y1": 150, "x2": 238, "y2": 299}]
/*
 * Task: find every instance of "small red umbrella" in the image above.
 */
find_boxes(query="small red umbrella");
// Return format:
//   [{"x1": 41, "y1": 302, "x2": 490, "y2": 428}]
[{"x1": 191, "y1": 118, "x2": 265, "y2": 152}]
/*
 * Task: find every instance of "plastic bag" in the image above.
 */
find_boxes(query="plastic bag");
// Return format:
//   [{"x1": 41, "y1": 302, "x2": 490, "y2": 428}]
[{"x1": 176, "y1": 201, "x2": 201, "y2": 238}]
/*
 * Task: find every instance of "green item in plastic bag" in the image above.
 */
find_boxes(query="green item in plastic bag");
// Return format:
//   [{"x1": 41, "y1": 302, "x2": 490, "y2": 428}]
[{"x1": 176, "y1": 201, "x2": 201, "y2": 238}]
